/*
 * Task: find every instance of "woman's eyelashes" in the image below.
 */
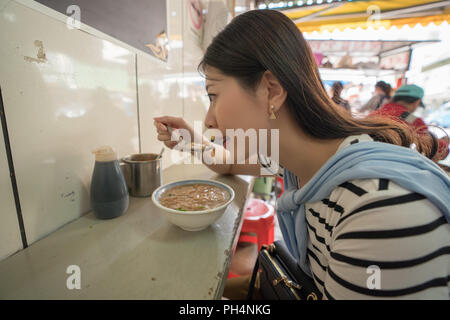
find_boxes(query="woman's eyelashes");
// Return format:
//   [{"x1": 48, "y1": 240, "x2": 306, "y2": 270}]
[{"x1": 206, "y1": 93, "x2": 217, "y2": 102}]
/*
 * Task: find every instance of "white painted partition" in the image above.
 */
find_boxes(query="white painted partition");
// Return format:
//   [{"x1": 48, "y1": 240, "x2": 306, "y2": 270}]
[
  {"x1": 0, "y1": 1, "x2": 139, "y2": 245},
  {"x1": 0, "y1": 130, "x2": 23, "y2": 260},
  {"x1": 0, "y1": 0, "x2": 23, "y2": 261}
]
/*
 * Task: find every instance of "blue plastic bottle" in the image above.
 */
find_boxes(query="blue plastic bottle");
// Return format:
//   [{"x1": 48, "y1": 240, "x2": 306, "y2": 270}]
[{"x1": 90, "y1": 146, "x2": 129, "y2": 219}]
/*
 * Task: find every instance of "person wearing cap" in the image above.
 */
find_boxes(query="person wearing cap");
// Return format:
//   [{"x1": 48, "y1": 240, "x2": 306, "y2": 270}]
[{"x1": 370, "y1": 84, "x2": 449, "y2": 161}]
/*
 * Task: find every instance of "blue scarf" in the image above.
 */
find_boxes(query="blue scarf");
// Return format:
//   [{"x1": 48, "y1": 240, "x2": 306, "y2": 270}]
[{"x1": 276, "y1": 141, "x2": 450, "y2": 277}]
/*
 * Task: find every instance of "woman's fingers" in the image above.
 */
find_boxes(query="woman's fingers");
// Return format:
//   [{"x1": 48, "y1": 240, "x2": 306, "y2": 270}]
[
  {"x1": 154, "y1": 121, "x2": 168, "y2": 133},
  {"x1": 157, "y1": 132, "x2": 171, "y2": 141},
  {"x1": 157, "y1": 133, "x2": 180, "y2": 149},
  {"x1": 156, "y1": 124, "x2": 183, "y2": 149},
  {"x1": 154, "y1": 115, "x2": 197, "y2": 150},
  {"x1": 153, "y1": 116, "x2": 186, "y2": 129}
]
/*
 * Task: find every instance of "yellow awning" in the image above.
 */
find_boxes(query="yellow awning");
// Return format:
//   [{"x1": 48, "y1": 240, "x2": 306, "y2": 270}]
[
  {"x1": 279, "y1": 0, "x2": 450, "y2": 33},
  {"x1": 299, "y1": 13, "x2": 450, "y2": 33}
]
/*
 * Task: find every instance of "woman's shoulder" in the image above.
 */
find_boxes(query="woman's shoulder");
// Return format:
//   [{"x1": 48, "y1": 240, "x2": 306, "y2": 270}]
[
  {"x1": 314, "y1": 177, "x2": 447, "y2": 233},
  {"x1": 311, "y1": 177, "x2": 449, "y2": 300},
  {"x1": 324, "y1": 177, "x2": 442, "y2": 212},
  {"x1": 336, "y1": 133, "x2": 374, "y2": 152}
]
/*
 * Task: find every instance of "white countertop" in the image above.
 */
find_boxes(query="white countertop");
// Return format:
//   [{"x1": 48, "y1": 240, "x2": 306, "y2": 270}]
[{"x1": 0, "y1": 164, "x2": 254, "y2": 299}]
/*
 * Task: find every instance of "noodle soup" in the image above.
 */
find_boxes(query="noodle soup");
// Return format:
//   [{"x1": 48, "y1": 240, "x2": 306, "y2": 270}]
[{"x1": 159, "y1": 183, "x2": 230, "y2": 211}]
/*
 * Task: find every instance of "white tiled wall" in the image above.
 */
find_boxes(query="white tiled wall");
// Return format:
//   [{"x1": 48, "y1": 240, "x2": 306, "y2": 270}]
[
  {"x1": 139, "y1": 0, "x2": 218, "y2": 169},
  {"x1": 182, "y1": 0, "x2": 209, "y2": 130},
  {"x1": 138, "y1": 0, "x2": 184, "y2": 171},
  {"x1": 0, "y1": 0, "x2": 225, "y2": 260},
  {"x1": 182, "y1": 0, "x2": 231, "y2": 132}
]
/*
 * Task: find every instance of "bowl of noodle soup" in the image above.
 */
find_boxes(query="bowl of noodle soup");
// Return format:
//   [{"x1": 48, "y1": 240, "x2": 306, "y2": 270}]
[{"x1": 152, "y1": 179, "x2": 235, "y2": 231}]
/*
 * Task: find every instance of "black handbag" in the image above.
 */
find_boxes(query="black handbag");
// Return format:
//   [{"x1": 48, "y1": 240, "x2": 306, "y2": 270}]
[{"x1": 247, "y1": 240, "x2": 322, "y2": 300}]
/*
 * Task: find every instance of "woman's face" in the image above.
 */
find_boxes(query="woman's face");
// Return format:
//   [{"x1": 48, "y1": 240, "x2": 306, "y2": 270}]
[
  {"x1": 375, "y1": 86, "x2": 384, "y2": 95},
  {"x1": 203, "y1": 66, "x2": 269, "y2": 145}
]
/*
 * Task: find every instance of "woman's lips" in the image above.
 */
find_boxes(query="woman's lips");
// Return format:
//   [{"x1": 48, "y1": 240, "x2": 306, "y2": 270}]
[
  {"x1": 223, "y1": 136, "x2": 230, "y2": 148},
  {"x1": 211, "y1": 134, "x2": 229, "y2": 148}
]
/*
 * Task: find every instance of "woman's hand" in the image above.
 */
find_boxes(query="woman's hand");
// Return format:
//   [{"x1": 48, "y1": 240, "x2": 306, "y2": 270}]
[
  {"x1": 153, "y1": 116, "x2": 261, "y2": 176},
  {"x1": 153, "y1": 116, "x2": 199, "y2": 150}
]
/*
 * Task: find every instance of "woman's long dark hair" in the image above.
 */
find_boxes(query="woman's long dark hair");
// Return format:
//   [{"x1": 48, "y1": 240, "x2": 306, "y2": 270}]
[{"x1": 199, "y1": 10, "x2": 437, "y2": 160}]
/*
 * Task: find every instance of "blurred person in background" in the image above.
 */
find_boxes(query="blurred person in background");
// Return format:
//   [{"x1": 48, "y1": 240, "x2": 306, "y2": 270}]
[
  {"x1": 330, "y1": 81, "x2": 351, "y2": 112},
  {"x1": 360, "y1": 81, "x2": 392, "y2": 113},
  {"x1": 370, "y1": 84, "x2": 449, "y2": 162}
]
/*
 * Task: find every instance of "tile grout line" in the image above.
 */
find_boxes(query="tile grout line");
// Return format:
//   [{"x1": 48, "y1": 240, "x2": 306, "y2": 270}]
[
  {"x1": 181, "y1": 0, "x2": 185, "y2": 119},
  {"x1": 135, "y1": 53, "x2": 142, "y2": 153},
  {"x1": 0, "y1": 87, "x2": 28, "y2": 249}
]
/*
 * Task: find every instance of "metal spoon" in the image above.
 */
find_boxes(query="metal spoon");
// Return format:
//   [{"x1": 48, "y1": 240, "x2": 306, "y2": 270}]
[
  {"x1": 163, "y1": 123, "x2": 173, "y2": 135},
  {"x1": 190, "y1": 142, "x2": 214, "y2": 152},
  {"x1": 157, "y1": 147, "x2": 165, "y2": 160},
  {"x1": 164, "y1": 123, "x2": 214, "y2": 152}
]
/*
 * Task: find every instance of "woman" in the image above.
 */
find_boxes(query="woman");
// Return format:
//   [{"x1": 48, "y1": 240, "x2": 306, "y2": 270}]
[
  {"x1": 360, "y1": 81, "x2": 392, "y2": 113},
  {"x1": 330, "y1": 81, "x2": 351, "y2": 112},
  {"x1": 154, "y1": 10, "x2": 449, "y2": 299}
]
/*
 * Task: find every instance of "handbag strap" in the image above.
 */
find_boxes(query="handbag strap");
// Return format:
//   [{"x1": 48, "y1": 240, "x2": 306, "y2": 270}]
[{"x1": 247, "y1": 251, "x2": 260, "y2": 300}]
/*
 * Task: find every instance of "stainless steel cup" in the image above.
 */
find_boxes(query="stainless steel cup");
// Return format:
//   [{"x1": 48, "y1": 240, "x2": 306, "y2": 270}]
[{"x1": 120, "y1": 153, "x2": 162, "y2": 197}]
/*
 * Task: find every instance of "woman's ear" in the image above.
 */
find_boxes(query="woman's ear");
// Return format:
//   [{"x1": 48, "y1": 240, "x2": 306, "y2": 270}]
[{"x1": 260, "y1": 70, "x2": 287, "y2": 113}]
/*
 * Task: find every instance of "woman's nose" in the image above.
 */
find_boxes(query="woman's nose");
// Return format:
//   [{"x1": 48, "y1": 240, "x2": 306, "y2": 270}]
[{"x1": 204, "y1": 106, "x2": 218, "y2": 129}]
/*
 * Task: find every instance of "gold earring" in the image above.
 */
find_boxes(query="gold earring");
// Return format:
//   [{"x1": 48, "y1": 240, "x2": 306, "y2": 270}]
[{"x1": 269, "y1": 105, "x2": 277, "y2": 120}]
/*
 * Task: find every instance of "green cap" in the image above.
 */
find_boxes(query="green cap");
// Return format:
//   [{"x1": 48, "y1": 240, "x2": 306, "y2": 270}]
[{"x1": 394, "y1": 84, "x2": 425, "y2": 108}]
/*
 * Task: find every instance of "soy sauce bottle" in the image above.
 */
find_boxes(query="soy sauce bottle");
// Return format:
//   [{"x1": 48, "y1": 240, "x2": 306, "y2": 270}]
[{"x1": 90, "y1": 146, "x2": 129, "y2": 219}]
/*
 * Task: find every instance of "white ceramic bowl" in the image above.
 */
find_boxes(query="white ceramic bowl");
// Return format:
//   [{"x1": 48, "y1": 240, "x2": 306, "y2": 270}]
[{"x1": 151, "y1": 179, "x2": 235, "y2": 231}]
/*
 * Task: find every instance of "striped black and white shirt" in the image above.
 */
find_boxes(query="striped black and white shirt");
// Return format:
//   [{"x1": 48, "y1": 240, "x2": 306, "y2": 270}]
[{"x1": 261, "y1": 134, "x2": 450, "y2": 299}]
